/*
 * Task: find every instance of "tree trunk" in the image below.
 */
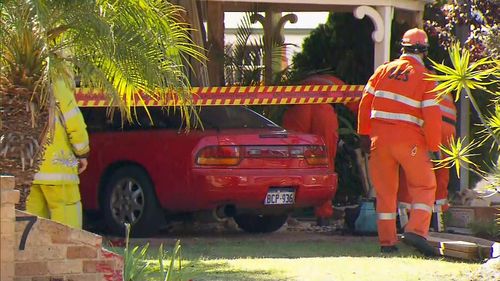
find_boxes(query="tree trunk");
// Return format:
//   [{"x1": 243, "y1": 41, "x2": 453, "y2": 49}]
[{"x1": 0, "y1": 87, "x2": 49, "y2": 210}]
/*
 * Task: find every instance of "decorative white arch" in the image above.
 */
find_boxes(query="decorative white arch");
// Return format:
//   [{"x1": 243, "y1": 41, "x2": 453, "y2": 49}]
[
  {"x1": 354, "y1": 5, "x2": 394, "y2": 69},
  {"x1": 353, "y1": 5, "x2": 384, "y2": 43}
]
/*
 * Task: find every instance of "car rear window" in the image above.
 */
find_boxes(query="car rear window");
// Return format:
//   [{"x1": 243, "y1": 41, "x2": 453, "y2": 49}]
[
  {"x1": 198, "y1": 106, "x2": 280, "y2": 130},
  {"x1": 81, "y1": 106, "x2": 281, "y2": 132},
  {"x1": 81, "y1": 107, "x2": 184, "y2": 132}
]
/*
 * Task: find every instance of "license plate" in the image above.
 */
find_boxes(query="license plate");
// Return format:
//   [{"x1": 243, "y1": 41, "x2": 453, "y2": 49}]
[{"x1": 264, "y1": 188, "x2": 295, "y2": 205}]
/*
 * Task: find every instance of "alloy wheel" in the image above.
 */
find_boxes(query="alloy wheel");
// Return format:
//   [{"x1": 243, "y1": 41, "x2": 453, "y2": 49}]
[{"x1": 110, "y1": 178, "x2": 145, "y2": 225}]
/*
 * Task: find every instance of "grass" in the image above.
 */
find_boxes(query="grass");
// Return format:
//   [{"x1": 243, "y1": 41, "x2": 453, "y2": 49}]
[{"x1": 110, "y1": 234, "x2": 481, "y2": 281}]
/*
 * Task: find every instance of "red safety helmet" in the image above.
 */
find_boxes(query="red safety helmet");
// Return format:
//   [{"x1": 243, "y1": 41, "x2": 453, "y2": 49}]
[{"x1": 401, "y1": 28, "x2": 429, "y2": 48}]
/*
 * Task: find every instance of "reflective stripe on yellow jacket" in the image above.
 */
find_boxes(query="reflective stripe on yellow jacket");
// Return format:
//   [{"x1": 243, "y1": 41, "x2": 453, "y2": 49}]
[{"x1": 33, "y1": 78, "x2": 90, "y2": 185}]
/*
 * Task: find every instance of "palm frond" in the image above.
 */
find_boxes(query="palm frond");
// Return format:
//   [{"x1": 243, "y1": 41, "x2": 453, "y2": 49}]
[
  {"x1": 224, "y1": 12, "x2": 266, "y2": 86},
  {"x1": 2, "y1": 0, "x2": 206, "y2": 130},
  {"x1": 224, "y1": 12, "x2": 294, "y2": 87},
  {"x1": 1, "y1": 2, "x2": 47, "y2": 91}
]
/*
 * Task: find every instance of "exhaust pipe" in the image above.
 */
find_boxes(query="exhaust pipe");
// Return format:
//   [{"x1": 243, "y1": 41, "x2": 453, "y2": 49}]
[{"x1": 214, "y1": 205, "x2": 236, "y2": 221}]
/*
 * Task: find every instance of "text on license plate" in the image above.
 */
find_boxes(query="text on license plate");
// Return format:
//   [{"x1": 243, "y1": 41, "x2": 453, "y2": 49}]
[{"x1": 264, "y1": 188, "x2": 295, "y2": 205}]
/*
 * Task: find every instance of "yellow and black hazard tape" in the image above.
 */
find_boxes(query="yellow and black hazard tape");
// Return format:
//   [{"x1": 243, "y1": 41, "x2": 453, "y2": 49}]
[{"x1": 76, "y1": 85, "x2": 363, "y2": 107}]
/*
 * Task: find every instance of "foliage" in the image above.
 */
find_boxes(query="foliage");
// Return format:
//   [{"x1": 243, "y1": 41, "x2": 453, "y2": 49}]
[
  {"x1": 0, "y1": 0, "x2": 206, "y2": 208},
  {"x1": 291, "y1": 13, "x2": 374, "y2": 84},
  {"x1": 333, "y1": 105, "x2": 363, "y2": 203},
  {"x1": 424, "y1": 1, "x2": 500, "y2": 186},
  {"x1": 122, "y1": 224, "x2": 182, "y2": 281},
  {"x1": 0, "y1": 2, "x2": 46, "y2": 100},
  {"x1": 428, "y1": 43, "x2": 497, "y2": 101},
  {"x1": 224, "y1": 13, "x2": 265, "y2": 86},
  {"x1": 223, "y1": 12, "x2": 297, "y2": 123},
  {"x1": 0, "y1": 0, "x2": 205, "y2": 128},
  {"x1": 468, "y1": 219, "x2": 499, "y2": 241},
  {"x1": 224, "y1": 12, "x2": 293, "y2": 87},
  {"x1": 0, "y1": 1, "x2": 49, "y2": 173},
  {"x1": 424, "y1": 0, "x2": 499, "y2": 60},
  {"x1": 428, "y1": 43, "x2": 499, "y2": 185},
  {"x1": 436, "y1": 136, "x2": 482, "y2": 178}
]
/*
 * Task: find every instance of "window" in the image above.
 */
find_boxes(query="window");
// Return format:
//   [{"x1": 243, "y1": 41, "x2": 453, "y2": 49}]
[
  {"x1": 82, "y1": 106, "x2": 280, "y2": 132},
  {"x1": 81, "y1": 107, "x2": 183, "y2": 132},
  {"x1": 198, "y1": 106, "x2": 281, "y2": 130}
]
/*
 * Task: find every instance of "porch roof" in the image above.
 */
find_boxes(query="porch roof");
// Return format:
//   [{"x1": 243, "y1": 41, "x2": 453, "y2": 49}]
[{"x1": 203, "y1": 0, "x2": 434, "y2": 12}]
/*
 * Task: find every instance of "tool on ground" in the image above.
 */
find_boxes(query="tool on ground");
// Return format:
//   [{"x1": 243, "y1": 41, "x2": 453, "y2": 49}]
[
  {"x1": 397, "y1": 203, "x2": 410, "y2": 231},
  {"x1": 352, "y1": 137, "x2": 377, "y2": 234},
  {"x1": 428, "y1": 232, "x2": 499, "y2": 260},
  {"x1": 430, "y1": 205, "x2": 445, "y2": 232}
]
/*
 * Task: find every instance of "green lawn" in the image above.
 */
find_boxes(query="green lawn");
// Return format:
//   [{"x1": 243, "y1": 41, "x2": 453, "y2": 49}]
[{"x1": 116, "y1": 234, "x2": 481, "y2": 281}]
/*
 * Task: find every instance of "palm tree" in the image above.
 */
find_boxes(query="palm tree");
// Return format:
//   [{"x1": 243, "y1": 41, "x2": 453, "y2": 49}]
[{"x1": 0, "y1": 0, "x2": 205, "y2": 209}]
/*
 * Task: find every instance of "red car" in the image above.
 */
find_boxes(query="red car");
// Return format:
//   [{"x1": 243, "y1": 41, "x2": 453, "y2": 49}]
[{"x1": 80, "y1": 106, "x2": 337, "y2": 237}]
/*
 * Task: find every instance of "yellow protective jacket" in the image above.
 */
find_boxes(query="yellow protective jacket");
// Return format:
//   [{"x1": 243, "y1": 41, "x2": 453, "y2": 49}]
[{"x1": 33, "y1": 78, "x2": 90, "y2": 185}]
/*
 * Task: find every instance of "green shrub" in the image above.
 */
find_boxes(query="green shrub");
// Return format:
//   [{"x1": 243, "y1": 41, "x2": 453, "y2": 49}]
[
  {"x1": 122, "y1": 223, "x2": 182, "y2": 281},
  {"x1": 468, "y1": 219, "x2": 499, "y2": 241}
]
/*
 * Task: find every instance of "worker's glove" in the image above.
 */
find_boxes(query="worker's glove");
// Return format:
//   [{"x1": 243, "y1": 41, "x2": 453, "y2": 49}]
[
  {"x1": 428, "y1": 151, "x2": 441, "y2": 162},
  {"x1": 359, "y1": 135, "x2": 371, "y2": 155}
]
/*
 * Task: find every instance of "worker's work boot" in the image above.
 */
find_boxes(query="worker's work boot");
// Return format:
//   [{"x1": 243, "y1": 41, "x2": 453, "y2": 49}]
[
  {"x1": 401, "y1": 232, "x2": 437, "y2": 257},
  {"x1": 380, "y1": 245, "x2": 399, "y2": 254}
]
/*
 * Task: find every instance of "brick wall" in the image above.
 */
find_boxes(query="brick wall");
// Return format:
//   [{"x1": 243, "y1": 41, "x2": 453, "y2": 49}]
[
  {"x1": 1, "y1": 175, "x2": 19, "y2": 281},
  {"x1": 1, "y1": 176, "x2": 124, "y2": 281}
]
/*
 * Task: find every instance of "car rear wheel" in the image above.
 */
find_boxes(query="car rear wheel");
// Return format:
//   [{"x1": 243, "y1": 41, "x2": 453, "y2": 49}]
[
  {"x1": 233, "y1": 214, "x2": 288, "y2": 233},
  {"x1": 102, "y1": 166, "x2": 163, "y2": 237}
]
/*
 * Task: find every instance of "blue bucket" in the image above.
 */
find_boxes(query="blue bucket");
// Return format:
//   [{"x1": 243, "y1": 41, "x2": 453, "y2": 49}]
[{"x1": 354, "y1": 200, "x2": 378, "y2": 234}]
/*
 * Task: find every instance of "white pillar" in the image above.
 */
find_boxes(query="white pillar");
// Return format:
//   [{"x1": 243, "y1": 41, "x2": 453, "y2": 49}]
[
  {"x1": 354, "y1": 5, "x2": 394, "y2": 71},
  {"x1": 376, "y1": 6, "x2": 394, "y2": 68}
]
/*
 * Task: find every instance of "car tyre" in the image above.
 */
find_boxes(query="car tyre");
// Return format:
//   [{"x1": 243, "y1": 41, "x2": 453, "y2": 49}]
[
  {"x1": 233, "y1": 214, "x2": 288, "y2": 233},
  {"x1": 102, "y1": 166, "x2": 163, "y2": 237}
]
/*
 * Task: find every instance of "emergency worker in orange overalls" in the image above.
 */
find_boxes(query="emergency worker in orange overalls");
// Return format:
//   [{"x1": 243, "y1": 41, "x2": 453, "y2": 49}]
[
  {"x1": 282, "y1": 103, "x2": 339, "y2": 224},
  {"x1": 357, "y1": 28, "x2": 442, "y2": 255},
  {"x1": 398, "y1": 92, "x2": 457, "y2": 231}
]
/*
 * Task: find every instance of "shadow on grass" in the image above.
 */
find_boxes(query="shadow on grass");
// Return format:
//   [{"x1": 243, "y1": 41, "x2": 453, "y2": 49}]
[
  {"x1": 107, "y1": 233, "x2": 480, "y2": 281},
  {"x1": 163, "y1": 259, "x2": 288, "y2": 281},
  {"x1": 140, "y1": 242, "x2": 478, "y2": 281},
  {"x1": 123, "y1": 236, "x2": 454, "y2": 260}
]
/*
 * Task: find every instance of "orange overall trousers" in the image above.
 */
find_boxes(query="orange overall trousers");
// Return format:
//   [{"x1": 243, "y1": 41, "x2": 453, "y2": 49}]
[{"x1": 370, "y1": 122, "x2": 437, "y2": 245}]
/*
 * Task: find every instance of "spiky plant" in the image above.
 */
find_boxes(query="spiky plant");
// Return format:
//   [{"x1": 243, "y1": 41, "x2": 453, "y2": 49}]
[
  {"x1": 0, "y1": 0, "x2": 205, "y2": 209},
  {"x1": 427, "y1": 42, "x2": 500, "y2": 184}
]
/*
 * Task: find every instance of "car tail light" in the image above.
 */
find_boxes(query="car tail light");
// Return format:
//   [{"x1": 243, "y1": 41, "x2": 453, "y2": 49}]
[
  {"x1": 196, "y1": 145, "x2": 328, "y2": 166},
  {"x1": 196, "y1": 146, "x2": 241, "y2": 166},
  {"x1": 242, "y1": 145, "x2": 328, "y2": 166},
  {"x1": 303, "y1": 146, "x2": 329, "y2": 166}
]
